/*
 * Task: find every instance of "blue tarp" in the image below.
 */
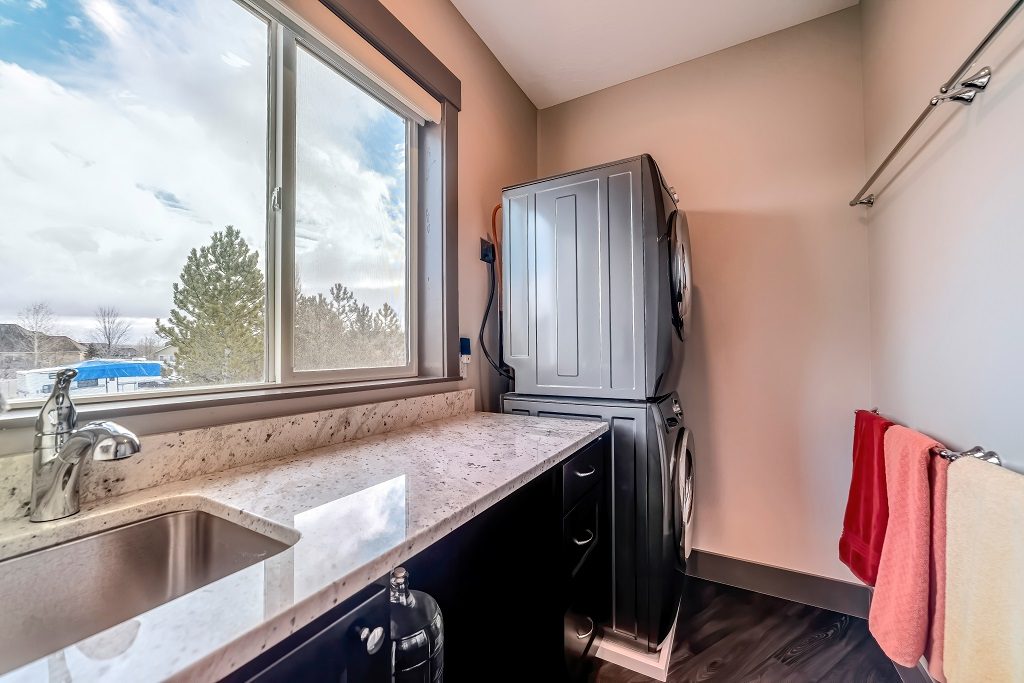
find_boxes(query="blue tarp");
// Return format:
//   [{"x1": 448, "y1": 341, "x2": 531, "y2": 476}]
[{"x1": 71, "y1": 359, "x2": 162, "y2": 381}]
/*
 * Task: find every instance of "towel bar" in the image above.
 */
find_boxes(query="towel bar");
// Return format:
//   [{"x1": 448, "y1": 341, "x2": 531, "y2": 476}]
[
  {"x1": 849, "y1": 0, "x2": 1023, "y2": 206},
  {"x1": 932, "y1": 446, "x2": 1001, "y2": 466}
]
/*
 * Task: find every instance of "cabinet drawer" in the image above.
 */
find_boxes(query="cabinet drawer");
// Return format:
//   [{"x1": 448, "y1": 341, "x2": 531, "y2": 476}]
[
  {"x1": 564, "y1": 610, "x2": 598, "y2": 681},
  {"x1": 224, "y1": 585, "x2": 390, "y2": 683},
  {"x1": 562, "y1": 440, "x2": 604, "y2": 514},
  {"x1": 563, "y1": 490, "x2": 600, "y2": 577}
]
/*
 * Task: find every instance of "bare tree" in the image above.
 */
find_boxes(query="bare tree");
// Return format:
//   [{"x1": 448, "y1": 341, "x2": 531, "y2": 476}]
[
  {"x1": 18, "y1": 302, "x2": 57, "y2": 368},
  {"x1": 93, "y1": 307, "x2": 133, "y2": 357},
  {"x1": 136, "y1": 335, "x2": 160, "y2": 360}
]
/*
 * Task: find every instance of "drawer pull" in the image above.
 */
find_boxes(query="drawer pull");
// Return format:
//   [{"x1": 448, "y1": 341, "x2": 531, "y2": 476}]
[
  {"x1": 572, "y1": 529, "x2": 595, "y2": 546},
  {"x1": 576, "y1": 616, "x2": 595, "y2": 640},
  {"x1": 573, "y1": 465, "x2": 597, "y2": 478}
]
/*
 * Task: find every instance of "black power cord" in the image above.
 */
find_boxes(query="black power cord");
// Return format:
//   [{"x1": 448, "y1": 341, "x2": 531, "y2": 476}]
[{"x1": 479, "y1": 239, "x2": 513, "y2": 382}]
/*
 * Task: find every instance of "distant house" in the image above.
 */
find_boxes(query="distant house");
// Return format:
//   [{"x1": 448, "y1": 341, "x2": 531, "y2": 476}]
[
  {"x1": 0, "y1": 324, "x2": 86, "y2": 379},
  {"x1": 51, "y1": 336, "x2": 86, "y2": 357},
  {"x1": 156, "y1": 344, "x2": 178, "y2": 365},
  {"x1": 111, "y1": 345, "x2": 139, "y2": 359},
  {"x1": 84, "y1": 344, "x2": 142, "y2": 360}
]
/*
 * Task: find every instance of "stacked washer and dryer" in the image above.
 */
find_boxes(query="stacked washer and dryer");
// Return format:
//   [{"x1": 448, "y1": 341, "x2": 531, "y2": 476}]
[{"x1": 500, "y1": 155, "x2": 695, "y2": 656}]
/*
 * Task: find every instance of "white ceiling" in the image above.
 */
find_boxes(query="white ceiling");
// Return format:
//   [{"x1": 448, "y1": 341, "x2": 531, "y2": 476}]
[{"x1": 451, "y1": 0, "x2": 858, "y2": 108}]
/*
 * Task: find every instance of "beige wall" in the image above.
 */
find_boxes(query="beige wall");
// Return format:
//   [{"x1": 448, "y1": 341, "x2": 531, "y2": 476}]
[
  {"x1": 861, "y1": 1, "x2": 1024, "y2": 473},
  {"x1": 381, "y1": 0, "x2": 538, "y2": 411},
  {"x1": 538, "y1": 8, "x2": 870, "y2": 580}
]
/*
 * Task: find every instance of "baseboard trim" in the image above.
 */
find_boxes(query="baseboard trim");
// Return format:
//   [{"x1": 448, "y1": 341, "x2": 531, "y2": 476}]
[
  {"x1": 685, "y1": 550, "x2": 871, "y2": 618},
  {"x1": 594, "y1": 622, "x2": 675, "y2": 682}
]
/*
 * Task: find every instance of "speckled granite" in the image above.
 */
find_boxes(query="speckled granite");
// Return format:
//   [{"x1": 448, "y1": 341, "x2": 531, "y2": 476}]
[
  {"x1": 0, "y1": 389, "x2": 475, "y2": 521},
  {"x1": 0, "y1": 411, "x2": 606, "y2": 683},
  {"x1": 0, "y1": 453, "x2": 31, "y2": 521}
]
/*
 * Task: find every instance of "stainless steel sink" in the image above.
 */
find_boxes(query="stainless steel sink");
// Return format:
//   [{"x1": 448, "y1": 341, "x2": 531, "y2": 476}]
[{"x1": 0, "y1": 510, "x2": 292, "y2": 673}]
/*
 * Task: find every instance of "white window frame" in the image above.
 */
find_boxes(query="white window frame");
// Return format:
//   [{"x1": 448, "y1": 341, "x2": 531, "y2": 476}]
[{"x1": 275, "y1": 27, "x2": 420, "y2": 386}]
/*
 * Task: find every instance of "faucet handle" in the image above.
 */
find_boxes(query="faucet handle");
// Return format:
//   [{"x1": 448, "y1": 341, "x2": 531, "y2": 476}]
[
  {"x1": 52, "y1": 369, "x2": 78, "y2": 399},
  {"x1": 40, "y1": 369, "x2": 78, "y2": 432},
  {"x1": 34, "y1": 368, "x2": 79, "y2": 465}
]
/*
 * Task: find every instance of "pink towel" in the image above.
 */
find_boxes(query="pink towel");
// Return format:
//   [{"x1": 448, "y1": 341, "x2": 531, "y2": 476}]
[
  {"x1": 925, "y1": 455, "x2": 948, "y2": 682},
  {"x1": 868, "y1": 426, "x2": 942, "y2": 667}
]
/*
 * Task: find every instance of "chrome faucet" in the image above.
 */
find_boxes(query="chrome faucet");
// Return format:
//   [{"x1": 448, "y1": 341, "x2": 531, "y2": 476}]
[{"x1": 30, "y1": 368, "x2": 141, "y2": 522}]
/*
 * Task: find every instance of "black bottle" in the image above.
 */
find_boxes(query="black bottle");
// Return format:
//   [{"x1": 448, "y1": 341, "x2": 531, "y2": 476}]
[{"x1": 390, "y1": 567, "x2": 444, "y2": 682}]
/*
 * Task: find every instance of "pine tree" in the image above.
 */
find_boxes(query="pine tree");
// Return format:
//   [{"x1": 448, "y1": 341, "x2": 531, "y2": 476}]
[
  {"x1": 373, "y1": 303, "x2": 404, "y2": 366},
  {"x1": 374, "y1": 303, "x2": 401, "y2": 336},
  {"x1": 293, "y1": 283, "x2": 406, "y2": 369},
  {"x1": 156, "y1": 226, "x2": 264, "y2": 385},
  {"x1": 329, "y1": 284, "x2": 358, "y2": 325},
  {"x1": 294, "y1": 291, "x2": 343, "y2": 371}
]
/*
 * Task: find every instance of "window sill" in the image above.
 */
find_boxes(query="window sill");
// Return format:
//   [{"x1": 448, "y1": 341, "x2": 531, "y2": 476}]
[{"x1": 0, "y1": 375, "x2": 463, "y2": 454}]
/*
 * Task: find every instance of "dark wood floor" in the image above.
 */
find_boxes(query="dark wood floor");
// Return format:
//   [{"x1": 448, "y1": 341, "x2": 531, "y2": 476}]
[{"x1": 590, "y1": 578, "x2": 899, "y2": 683}]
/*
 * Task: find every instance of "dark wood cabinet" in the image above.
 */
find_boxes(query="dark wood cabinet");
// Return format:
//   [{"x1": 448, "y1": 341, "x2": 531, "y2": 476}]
[
  {"x1": 223, "y1": 584, "x2": 391, "y2": 683},
  {"x1": 562, "y1": 439, "x2": 605, "y2": 513},
  {"x1": 558, "y1": 436, "x2": 611, "y2": 681},
  {"x1": 403, "y1": 432, "x2": 610, "y2": 683},
  {"x1": 223, "y1": 434, "x2": 610, "y2": 683}
]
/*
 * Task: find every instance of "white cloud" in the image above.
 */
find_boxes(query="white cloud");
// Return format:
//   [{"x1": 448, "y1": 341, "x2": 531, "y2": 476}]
[
  {"x1": 219, "y1": 51, "x2": 250, "y2": 69},
  {"x1": 83, "y1": 0, "x2": 128, "y2": 39},
  {"x1": 66, "y1": 14, "x2": 83, "y2": 30},
  {"x1": 0, "y1": 0, "x2": 406, "y2": 342},
  {"x1": 27, "y1": 0, "x2": 46, "y2": 10},
  {"x1": 293, "y1": 45, "x2": 406, "y2": 306},
  {"x1": 0, "y1": 15, "x2": 14, "y2": 26}
]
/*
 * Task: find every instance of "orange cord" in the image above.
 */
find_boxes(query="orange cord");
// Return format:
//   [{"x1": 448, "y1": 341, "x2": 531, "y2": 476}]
[{"x1": 490, "y1": 203, "x2": 503, "y2": 303}]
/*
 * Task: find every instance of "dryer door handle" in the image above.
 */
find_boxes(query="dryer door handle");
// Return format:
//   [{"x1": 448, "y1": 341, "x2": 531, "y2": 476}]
[{"x1": 668, "y1": 210, "x2": 693, "y2": 341}]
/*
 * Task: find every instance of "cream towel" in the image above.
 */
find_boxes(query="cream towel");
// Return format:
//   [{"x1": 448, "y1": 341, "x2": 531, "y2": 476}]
[{"x1": 944, "y1": 457, "x2": 1024, "y2": 683}]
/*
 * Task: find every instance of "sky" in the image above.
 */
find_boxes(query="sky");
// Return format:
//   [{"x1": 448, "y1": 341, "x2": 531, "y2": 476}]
[{"x1": 0, "y1": 0, "x2": 408, "y2": 344}]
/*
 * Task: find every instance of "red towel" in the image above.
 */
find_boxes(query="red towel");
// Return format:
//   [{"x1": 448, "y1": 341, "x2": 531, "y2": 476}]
[
  {"x1": 868, "y1": 426, "x2": 943, "y2": 667},
  {"x1": 839, "y1": 410, "x2": 894, "y2": 585}
]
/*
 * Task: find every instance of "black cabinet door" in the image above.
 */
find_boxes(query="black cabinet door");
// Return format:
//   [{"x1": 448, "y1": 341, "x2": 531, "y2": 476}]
[{"x1": 224, "y1": 585, "x2": 390, "y2": 683}]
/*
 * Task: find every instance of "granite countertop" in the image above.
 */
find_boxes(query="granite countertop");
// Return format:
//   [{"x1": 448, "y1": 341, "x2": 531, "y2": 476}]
[{"x1": 0, "y1": 411, "x2": 606, "y2": 683}]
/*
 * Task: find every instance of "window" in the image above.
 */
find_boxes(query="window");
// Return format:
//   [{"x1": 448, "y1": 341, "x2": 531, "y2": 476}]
[
  {"x1": 290, "y1": 43, "x2": 412, "y2": 375},
  {"x1": 0, "y1": 0, "x2": 420, "y2": 404}
]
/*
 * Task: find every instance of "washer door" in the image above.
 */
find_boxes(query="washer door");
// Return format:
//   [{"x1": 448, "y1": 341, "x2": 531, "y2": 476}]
[
  {"x1": 667, "y1": 210, "x2": 693, "y2": 341},
  {"x1": 673, "y1": 428, "x2": 695, "y2": 564}
]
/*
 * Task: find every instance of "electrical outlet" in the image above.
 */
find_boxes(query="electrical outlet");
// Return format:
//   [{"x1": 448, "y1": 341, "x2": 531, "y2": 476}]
[{"x1": 480, "y1": 238, "x2": 496, "y2": 263}]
